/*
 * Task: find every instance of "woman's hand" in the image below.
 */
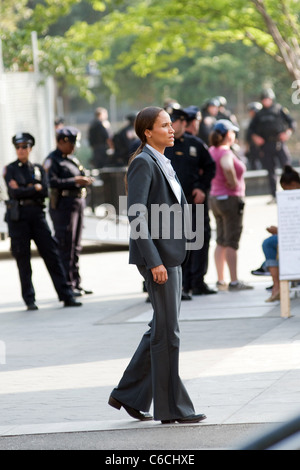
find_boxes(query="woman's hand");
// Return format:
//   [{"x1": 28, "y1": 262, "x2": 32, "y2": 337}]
[
  {"x1": 8, "y1": 179, "x2": 19, "y2": 189},
  {"x1": 151, "y1": 265, "x2": 168, "y2": 284},
  {"x1": 75, "y1": 176, "x2": 94, "y2": 186}
]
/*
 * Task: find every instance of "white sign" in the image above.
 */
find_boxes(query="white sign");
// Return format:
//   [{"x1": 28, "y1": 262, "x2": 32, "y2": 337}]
[{"x1": 277, "y1": 189, "x2": 300, "y2": 281}]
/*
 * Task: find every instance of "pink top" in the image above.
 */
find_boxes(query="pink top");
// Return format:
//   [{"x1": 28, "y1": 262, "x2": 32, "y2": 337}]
[{"x1": 209, "y1": 146, "x2": 246, "y2": 197}]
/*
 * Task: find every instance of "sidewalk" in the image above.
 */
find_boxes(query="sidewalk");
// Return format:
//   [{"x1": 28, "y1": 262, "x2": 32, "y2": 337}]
[{"x1": 0, "y1": 195, "x2": 300, "y2": 450}]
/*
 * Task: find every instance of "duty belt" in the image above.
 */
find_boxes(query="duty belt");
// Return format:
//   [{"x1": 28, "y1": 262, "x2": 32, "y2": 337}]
[
  {"x1": 19, "y1": 199, "x2": 44, "y2": 207},
  {"x1": 61, "y1": 189, "x2": 87, "y2": 198}
]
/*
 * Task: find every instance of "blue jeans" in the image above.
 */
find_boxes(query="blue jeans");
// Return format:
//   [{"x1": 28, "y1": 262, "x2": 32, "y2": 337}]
[{"x1": 262, "y1": 235, "x2": 278, "y2": 268}]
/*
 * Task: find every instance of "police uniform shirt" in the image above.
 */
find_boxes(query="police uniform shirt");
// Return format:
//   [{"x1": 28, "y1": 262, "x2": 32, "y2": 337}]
[
  {"x1": 249, "y1": 103, "x2": 296, "y2": 141},
  {"x1": 3, "y1": 160, "x2": 47, "y2": 201},
  {"x1": 44, "y1": 149, "x2": 85, "y2": 190}
]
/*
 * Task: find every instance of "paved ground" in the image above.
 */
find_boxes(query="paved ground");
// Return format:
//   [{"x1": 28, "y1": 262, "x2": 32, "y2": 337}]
[{"x1": 0, "y1": 195, "x2": 300, "y2": 450}]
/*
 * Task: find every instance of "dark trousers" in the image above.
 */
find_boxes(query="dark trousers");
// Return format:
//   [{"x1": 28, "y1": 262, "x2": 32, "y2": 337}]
[
  {"x1": 50, "y1": 197, "x2": 84, "y2": 290},
  {"x1": 261, "y1": 141, "x2": 291, "y2": 197},
  {"x1": 182, "y1": 201, "x2": 211, "y2": 291},
  {"x1": 8, "y1": 207, "x2": 73, "y2": 305},
  {"x1": 111, "y1": 265, "x2": 195, "y2": 421}
]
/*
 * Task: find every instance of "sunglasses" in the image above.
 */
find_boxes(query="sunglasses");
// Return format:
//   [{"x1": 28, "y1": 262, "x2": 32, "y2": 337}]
[{"x1": 15, "y1": 144, "x2": 30, "y2": 150}]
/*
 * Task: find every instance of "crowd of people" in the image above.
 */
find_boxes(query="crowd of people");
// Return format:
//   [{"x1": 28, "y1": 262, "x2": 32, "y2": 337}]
[
  {"x1": 86, "y1": 89, "x2": 294, "y2": 302},
  {"x1": 1, "y1": 88, "x2": 297, "y2": 310},
  {"x1": 87, "y1": 89, "x2": 296, "y2": 204}
]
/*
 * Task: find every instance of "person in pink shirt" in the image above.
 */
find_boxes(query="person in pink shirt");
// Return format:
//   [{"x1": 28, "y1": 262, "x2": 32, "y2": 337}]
[{"x1": 209, "y1": 120, "x2": 253, "y2": 291}]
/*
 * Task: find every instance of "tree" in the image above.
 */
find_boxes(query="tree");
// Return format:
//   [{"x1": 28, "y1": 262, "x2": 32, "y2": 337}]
[
  {"x1": 249, "y1": 0, "x2": 300, "y2": 81},
  {"x1": 1, "y1": 0, "x2": 300, "y2": 105},
  {"x1": 76, "y1": 0, "x2": 300, "y2": 84}
]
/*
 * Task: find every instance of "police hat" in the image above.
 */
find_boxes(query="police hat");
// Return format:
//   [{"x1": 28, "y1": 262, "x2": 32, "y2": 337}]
[
  {"x1": 56, "y1": 126, "x2": 79, "y2": 143},
  {"x1": 12, "y1": 132, "x2": 35, "y2": 146},
  {"x1": 126, "y1": 112, "x2": 138, "y2": 123},
  {"x1": 261, "y1": 88, "x2": 275, "y2": 101},
  {"x1": 213, "y1": 119, "x2": 239, "y2": 135},
  {"x1": 183, "y1": 106, "x2": 201, "y2": 122},
  {"x1": 207, "y1": 98, "x2": 220, "y2": 107},
  {"x1": 214, "y1": 96, "x2": 227, "y2": 107},
  {"x1": 165, "y1": 104, "x2": 189, "y2": 123},
  {"x1": 247, "y1": 101, "x2": 263, "y2": 112}
]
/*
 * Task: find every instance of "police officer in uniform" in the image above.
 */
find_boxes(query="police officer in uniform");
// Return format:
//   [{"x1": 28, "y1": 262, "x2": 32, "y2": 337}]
[
  {"x1": 44, "y1": 127, "x2": 94, "y2": 296},
  {"x1": 3, "y1": 133, "x2": 81, "y2": 310},
  {"x1": 112, "y1": 113, "x2": 137, "y2": 166},
  {"x1": 245, "y1": 101, "x2": 263, "y2": 170},
  {"x1": 214, "y1": 96, "x2": 239, "y2": 125},
  {"x1": 249, "y1": 88, "x2": 296, "y2": 202},
  {"x1": 165, "y1": 105, "x2": 216, "y2": 299},
  {"x1": 198, "y1": 98, "x2": 220, "y2": 145}
]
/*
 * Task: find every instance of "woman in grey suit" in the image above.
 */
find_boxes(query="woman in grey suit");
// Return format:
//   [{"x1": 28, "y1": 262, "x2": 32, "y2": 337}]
[{"x1": 108, "y1": 107, "x2": 206, "y2": 424}]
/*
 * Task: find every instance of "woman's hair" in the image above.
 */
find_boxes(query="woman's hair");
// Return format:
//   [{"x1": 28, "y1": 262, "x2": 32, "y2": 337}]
[
  {"x1": 209, "y1": 129, "x2": 227, "y2": 147},
  {"x1": 125, "y1": 106, "x2": 163, "y2": 192},
  {"x1": 280, "y1": 165, "x2": 300, "y2": 186}
]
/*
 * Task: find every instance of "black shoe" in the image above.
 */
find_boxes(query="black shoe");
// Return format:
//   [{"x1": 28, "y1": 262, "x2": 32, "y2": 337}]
[
  {"x1": 27, "y1": 303, "x2": 38, "y2": 311},
  {"x1": 64, "y1": 298, "x2": 82, "y2": 307},
  {"x1": 73, "y1": 288, "x2": 93, "y2": 296},
  {"x1": 251, "y1": 265, "x2": 270, "y2": 276},
  {"x1": 108, "y1": 395, "x2": 153, "y2": 421},
  {"x1": 176, "y1": 414, "x2": 207, "y2": 424},
  {"x1": 162, "y1": 414, "x2": 206, "y2": 424},
  {"x1": 192, "y1": 284, "x2": 217, "y2": 295},
  {"x1": 181, "y1": 291, "x2": 192, "y2": 301}
]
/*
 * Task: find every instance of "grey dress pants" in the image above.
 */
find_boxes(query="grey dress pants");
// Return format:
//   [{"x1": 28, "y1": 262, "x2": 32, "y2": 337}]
[{"x1": 111, "y1": 265, "x2": 195, "y2": 421}]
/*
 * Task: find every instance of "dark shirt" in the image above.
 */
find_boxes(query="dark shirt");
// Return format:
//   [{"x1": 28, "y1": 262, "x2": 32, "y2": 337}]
[
  {"x1": 164, "y1": 133, "x2": 216, "y2": 203},
  {"x1": 4, "y1": 160, "x2": 47, "y2": 201},
  {"x1": 88, "y1": 119, "x2": 109, "y2": 148},
  {"x1": 44, "y1": 149, "x2": 85, "y2": 190},
  {"x1": 249, "y1": 103, "x2": 296, "y2": 142},
  {"x1": 112, "y1": 124, "x2": 136, "y2": 166}
]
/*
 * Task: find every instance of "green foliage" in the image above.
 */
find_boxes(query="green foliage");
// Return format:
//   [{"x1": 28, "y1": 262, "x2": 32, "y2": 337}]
[{"x1": 1, "y1": 0, "x2": 300, "y2": 107}]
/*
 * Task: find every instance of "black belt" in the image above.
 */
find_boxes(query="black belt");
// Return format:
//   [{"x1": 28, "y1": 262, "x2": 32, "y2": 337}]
[
  {"x1": 61, "y1": 189, "x2": 86, "y2": 198},
  {"x1": 19, "y1": 199, "x2": 44, "y2": 207},
  {"x1": 264, "y1": 136, "x2": 280, "y2": 143}
]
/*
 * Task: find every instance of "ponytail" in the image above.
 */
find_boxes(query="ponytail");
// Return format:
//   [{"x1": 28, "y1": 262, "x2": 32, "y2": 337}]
[
  {"x1": 209, "y1": 130, "x2": 227, "y2": 147},
  {"x1": 124, "y1": 143, "x2": 145, "y2": 194}
]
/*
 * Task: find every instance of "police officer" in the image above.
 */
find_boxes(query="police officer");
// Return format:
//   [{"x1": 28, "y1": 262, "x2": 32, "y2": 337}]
[
  {"x1": 245, "y1": 101, "x2": 263, "y2": 170},
  {"x1": 3, "y1": 133, "x2": 81, "y2": 310},
  {"x1": 44, "y1": 127, "x2": 94, "y2": 296},
  {"x1": 88, "y1": 107, "x2": 113, "y2": 168},
  {"x1": 249, "y1": 88, "x2": 296, "y2": 202},
  {"x1": 165, "y1": 105, "x2": 217, "y2": 299},
  {"x1": 112, "y1": 113, "x2": 137, "y2": 166},
  {"x1": 214, "y1": 96, "x2": 239, "y2": 125},
  {"x1": 198, "y1": 98, "x2": 220, "y2": 145}
]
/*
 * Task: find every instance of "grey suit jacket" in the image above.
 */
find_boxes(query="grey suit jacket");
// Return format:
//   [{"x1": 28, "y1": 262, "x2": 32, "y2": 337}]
[{"x1": 127, "y1": 146, "x2": 190, "y2": 269}]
